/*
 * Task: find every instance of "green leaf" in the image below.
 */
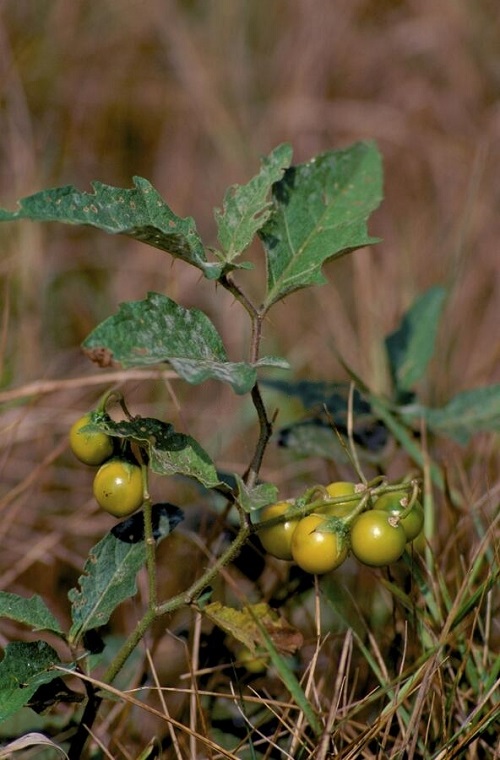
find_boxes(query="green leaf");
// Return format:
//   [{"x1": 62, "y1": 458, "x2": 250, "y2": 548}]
[
  {"x1": 263, "y1": 378, "x2": 389, "y2": 457},
  {"x1": 214, "y1": 143, "x2": 293, "y2": 263},
  {"x1": 0, "y1": 593, "x2": 63, "y2": 635},
  {"x1": 402, "y1": 385, "x2": 500, "y2": 444},
  {"x1": 276, "y1": 420, "x2": 386, "y2": 464},
  {"x1": 255, "y1": 355, "x2": 290, "y2": 371},
  {"x1": 0, "y1": 177, "x2": 222, "y2": 280},
  {"x1": 0, "y1": 641, "x2": 63, "y2": 722},
  {"x1": 263, "y1": 378, "x2": 372, "y2": 417},
  {"x1": 95, "y1": 416, "x2": 221, "y2": 489},
  {"x1": 385, "y1": 286, "x2": 447, "y2": 394},
  {"x1": 233, "y1": 475, "x2": 279, "y2": 514},
  {"x1": 68, "y1": 531, "x2": 147, "y2": 645},
  {"x1": 260, "y1": 141, "x2": 383, "y2": 308},
  {"x1": 82, "y1": 292, "x2": 258, "y2": 395}
]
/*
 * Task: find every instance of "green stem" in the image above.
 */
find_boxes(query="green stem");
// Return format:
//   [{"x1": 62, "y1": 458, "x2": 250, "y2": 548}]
[
  {"x1": 142, "y1": 498, "x2": 157, "y2": 607},
  {"x1": 251, "y1": 491, "x2": 369, "y2": 533},
  {"x1": 157, "y1": 523, "x2": 250, "y2": 615},
  {"x1": 102, "y1": 607, "x2": 156, "y2": 685},
  {"x1": 104, "y1": 524, "x2": 251, "y2": 684},
  {"x1": 136, "y1": 456, "x2": 157, "y2": 606},
  {"x1": 393, "y1": 479, "x2": 421, "y2": 521}
]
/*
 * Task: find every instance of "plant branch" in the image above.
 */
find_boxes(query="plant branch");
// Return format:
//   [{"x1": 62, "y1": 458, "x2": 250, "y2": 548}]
[
  {"x1": 218, "y1": 273, "x2": 273, "y2": 488},
  {"x1": 67, "y1": 675, "x2": 101, "y2": 760},
  {"x1": 102, "y1": 607, "x2": 156, "y2": 685},
  {"x1": 157, "y1": 523, "x2": 251, "y2": 615},
  {"x1": 137, "y1": 460, "x2": 157, "y2": 608},
  {"x1": 244, "y1": 382, "x2": 273, "y2": 488},
  {"x1": 103, "y1": 524, "x2": 250, "y2": 686},
  {"x1": 218, "y1": 273, "x2": 258, "y2": 323}
]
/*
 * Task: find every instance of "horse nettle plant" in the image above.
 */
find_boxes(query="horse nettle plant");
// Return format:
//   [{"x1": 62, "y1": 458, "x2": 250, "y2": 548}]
[{"x1": 0, "y1": 141, "x2": 498, "y2": 758}]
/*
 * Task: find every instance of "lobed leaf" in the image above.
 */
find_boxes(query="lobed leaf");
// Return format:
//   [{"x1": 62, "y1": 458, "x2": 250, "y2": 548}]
[
  {"x1": 0, "y1": 177, "x2": 222, "y2": 279},
  {"x1": 0, "y1": 592, "x2": 63, "y2": 635},
  {"x1": 68, "y1": 532, "x2": 147, "y2": 645},
  {"x1": 0, "y1": 641, "x2": 63, "y2": 722},
  {"x1": 214, "y1": 143, "x2": 293, "y2": 262},
  {"x1": 385, "y1": 285, "x2": 447, "y2": 395},
  {"x1": 259, "y1": 141, "x2": 383, "y2": 308},
  {"x1": 82, "y1": 292, "x2": 265, "y2": 395}
]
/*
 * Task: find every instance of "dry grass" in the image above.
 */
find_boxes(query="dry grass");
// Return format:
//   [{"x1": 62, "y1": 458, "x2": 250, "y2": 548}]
[{"x1": 0, "y1": 1, "x2": 499, "y2": 757}]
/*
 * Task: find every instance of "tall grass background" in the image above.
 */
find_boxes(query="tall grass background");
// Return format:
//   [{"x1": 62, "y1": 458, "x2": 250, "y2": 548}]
[{"x1": 0, "y1": 1, "x2": 498, "y2": 757}]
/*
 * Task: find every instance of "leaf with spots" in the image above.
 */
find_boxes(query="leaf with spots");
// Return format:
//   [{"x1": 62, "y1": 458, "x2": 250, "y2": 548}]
[
  {"x1": 260, "y1": 141, "x2": 383, "y2": 308},
  {"x1": 0, "y1": 641, "x2": 64, "y2": 722},
  {"x1": 68, "y1": 531, "x2": 147, "y2": 646},
  {"x1": 0, "y1": 177, "x2": 222, "y2": 279},
  {"x1": 0, "y1": 592, "x2": 63, "y2": 635},
  {"x1": 233, "y1": 475, "x2": 278, "y2": 514},
  {"x1": 214, "y1": 143, "x2": 293, "y2": 263},
  {"x1": 93, "y1": 415, "x2": 222, "y2": 489},
  {"x1": 82, "y1": 292, "x2": 284, "y2": 395}
]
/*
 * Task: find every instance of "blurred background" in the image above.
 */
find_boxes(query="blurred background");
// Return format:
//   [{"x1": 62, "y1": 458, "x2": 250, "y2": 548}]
[
  {"x1": 2, "y1": 0, "x2": 499, "y2": 383},
  {"x1": 0, "y1": 0, "x2": 499, "y2": 714},
  {"x1": 0, "y1": 0, "x2": 500, "y2": 756}
]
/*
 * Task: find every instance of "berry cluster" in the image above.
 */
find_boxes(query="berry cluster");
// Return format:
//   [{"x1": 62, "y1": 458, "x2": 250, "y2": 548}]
[{"x1": 258, "y1": 481, "x2": 424, "y2": 574}]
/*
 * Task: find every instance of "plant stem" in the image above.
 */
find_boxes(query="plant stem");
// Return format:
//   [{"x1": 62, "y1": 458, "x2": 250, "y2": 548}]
[
  {"x1": 104, "y1": 277, "x2": 269, "y2": 690},
  {"x1": 103, "y1": 524, "x2": 251, "y2": 685},
  {"x1": 218, "y1": 274, "x2": 273, "y2": 487},
  {"x1": 102, "y1": 607, "x2": 156, "y2": 685},
  {"x1": 249, "y1": 312, "x2": 263, "y2": 364},
  {"x1": 138, "y1": 458, "x2": 157, "y2": 608},
  {"x1": 244, "y1": 382, "x2": 273, "y2": 488},
  {"x1": 67, "y1": 677, "x2": 101, "y2": 760},
  {"x1": 157, "y1": 523, "x2": 250, "y2": 615},
  {"x1": 219, "y1": 273, "x2": 258, "y2": 325},
  {"x1": 142, "y1": 498, "x2": 157, "y2": 606}
]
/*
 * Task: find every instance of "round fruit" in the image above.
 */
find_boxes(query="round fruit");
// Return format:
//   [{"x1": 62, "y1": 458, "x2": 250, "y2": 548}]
[
  {"x1": 320, "y1": 481, "x2": 360, "y2": 517},
  {"x1": 258, "y1": 502, "x2": 299, "y2": 560},
  {"x1": 69, "y1": 413, "x2": 114, "y2": 466},
  {"x1": 326, "y1": 481, "x2": 357, "y2": 498},
  {"x1": 350, "y1": 509, "x2": 407, "y2": 567},
  {"x1": 409, "y1": 529, "x2": 426, "y2": 552},
  {"x1": 237, "y1": 647, "x2": 268, "y2": 674},
  {"x1": 291, "y1": 514, "x2": 348, "y2": 574},
  {"x1": 375, "y1": 490, "x2": 424, "y2": 542},
  {"x1": 93, "y1": 459, "x2": 144, "y2": 517}
]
